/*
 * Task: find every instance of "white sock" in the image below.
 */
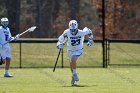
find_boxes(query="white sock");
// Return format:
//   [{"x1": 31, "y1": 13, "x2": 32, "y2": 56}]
[
  {"x1": 73, "y1": 69, "x2": 77, "y2": 75},
  {"x1": 4, "y1": 70, "x2": 9, "y2": 74}
]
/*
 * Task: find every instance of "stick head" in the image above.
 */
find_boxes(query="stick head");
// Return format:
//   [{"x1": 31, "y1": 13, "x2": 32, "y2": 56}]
[{"x1": 28, "y1": 26, "x2": 37, "y2": 32}]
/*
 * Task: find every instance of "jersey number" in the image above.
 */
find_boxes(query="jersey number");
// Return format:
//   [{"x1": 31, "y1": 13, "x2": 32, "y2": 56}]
[
  {"x1": 5, "y1": 34, "x2": 9, "y2": 41},
  {"x1": 71, "y1": 39, "x2": 80, "y2": 46}
]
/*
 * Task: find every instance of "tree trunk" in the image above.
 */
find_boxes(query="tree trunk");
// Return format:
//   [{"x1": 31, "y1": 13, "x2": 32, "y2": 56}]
[
  {"x1": 67, "y1": 0, "x2": 80, "y2": 20},
  {"x1": 37, "y1": 0, "x2": 54, "y2": 37},
  {"x1": 5, "y1": 0, "x2": 20, "y2": 36}
]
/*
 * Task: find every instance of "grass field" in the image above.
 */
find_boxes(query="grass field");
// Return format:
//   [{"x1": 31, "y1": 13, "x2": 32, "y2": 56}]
[
  {"x1": 6, "y1": 43, "x2": 103, "y2": 68},
  {"x1": 3, "y1": 42, "x2": 139, "y2": 68},
  {"x1": 0, "y1": 67, "x2": 140, "y2": 93},
  {"x1": 0, "y1": 42, "x2": 140, "y2": 93},
  {"x1": 110, "y1": 43, "x2": 140, "y2": 65}
]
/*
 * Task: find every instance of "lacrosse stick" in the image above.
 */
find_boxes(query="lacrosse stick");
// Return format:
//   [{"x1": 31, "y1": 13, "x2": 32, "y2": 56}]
[
  {"x1": 17, "y1": 26, "x2": 36, "y2": 37},
  {"x1": 0, "y1": 56, "x2": 4, "y2": 65},
  {"x1": 3, "y1": 26, "x2": 37, "y2": 45},
  {"x1": 53, "y1": 49, "x2": 62, "y2": 72}
]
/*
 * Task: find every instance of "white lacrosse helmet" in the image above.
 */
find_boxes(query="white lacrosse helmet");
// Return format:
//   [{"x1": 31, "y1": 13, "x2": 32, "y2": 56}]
[
  {"x1": 1, "y1": 17, "x2": 9, "y2": 27},
  {"x1": 69, "y1": 20, "x2": 78, "y2": 35}
]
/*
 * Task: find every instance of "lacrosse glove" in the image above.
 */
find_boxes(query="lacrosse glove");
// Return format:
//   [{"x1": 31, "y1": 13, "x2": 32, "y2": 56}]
[
  {"x1": 15, "y1": 34, "x2": 20, "y2": 39},
  {"x1": 13, "y1": 34, "x2": 20, "y2": 41},
  {"x1": 87, "y1": 39, "x2": 94, "y2": 46},
  {"x1": 57, "y1": 44, "x2": 64, "y2": 49}
]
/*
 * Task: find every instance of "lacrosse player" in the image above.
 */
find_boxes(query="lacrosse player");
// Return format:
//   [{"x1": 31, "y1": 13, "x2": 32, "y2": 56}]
[
  {"x1": 57, "y1": 20, "x2": 94, "y2": 85},
  {"x1": 0, "y1": 17, "x2": 18, "y2": 77}
]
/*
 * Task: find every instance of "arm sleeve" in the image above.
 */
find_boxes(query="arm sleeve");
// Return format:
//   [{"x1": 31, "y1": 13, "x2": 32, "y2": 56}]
[
  {"x1": 0, "y1": 30, "x2": 6, "y2": 45},
  {"x1": 8, "y1": 28, "x2": 12, "y2": 41},
  {"x1": 9, "y1": 31, "x2": 12, "y2": 38},
  {"x1": 57, "y1": 31, "x2": 68, "y2": 46},
  {"x1": 83, "y1": 27, "x2": 94, "y2": 39},
  {"x1": 0, "y1": 31, "x2": 3, "y2": 45}
]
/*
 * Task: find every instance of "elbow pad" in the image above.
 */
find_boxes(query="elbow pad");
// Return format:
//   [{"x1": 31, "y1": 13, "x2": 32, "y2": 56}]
[
  {"x1": 87, "y1": 28, "x2": 93, "y2": 39},
  {"x1": 88, "y1": 33, "x2": 93, "y2": 39},
  {"x1": 83, "y1": 27, "x2": 94, "y2": 39}
]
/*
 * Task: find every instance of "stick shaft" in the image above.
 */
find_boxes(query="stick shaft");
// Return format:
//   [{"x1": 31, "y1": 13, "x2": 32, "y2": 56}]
[
  {"x1": 2, "y1": 27, "x2": 35, "y2": 45},
  {"x1": 2, "y1": 31, "x2": 26, "y2": 45},
  {"x1": 19, "y1": 30, "x2": 29, "y2": 36},
  {"x1": 53, "y1": 49, "x2": 61, "y2": 72}
]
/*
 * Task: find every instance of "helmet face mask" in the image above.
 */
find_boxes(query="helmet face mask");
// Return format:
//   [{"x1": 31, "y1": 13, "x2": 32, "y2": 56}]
[
  {"x1": 70, "y1": 29, "x2": 78, "y2": 35},
  {"x1": 1, "y1": 17, "x2": 9, "y2": 27},
  {"x1": 69, "y1": 20, "x2": 78, "y2": 35}
]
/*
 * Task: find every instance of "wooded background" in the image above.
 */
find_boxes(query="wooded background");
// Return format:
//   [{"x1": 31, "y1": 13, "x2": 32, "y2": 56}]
[{"x1": 0, "y1": 0, "x2": 139, "y2": 39}]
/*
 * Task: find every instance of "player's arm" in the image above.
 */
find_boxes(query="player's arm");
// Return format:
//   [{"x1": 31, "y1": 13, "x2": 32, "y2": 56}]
[
  {"x1": 83, "y1": 27, "x2": 94, "y2": 46},
  {"x1": 0, "y1": 31, "x2": 3, "y2": 48},
  {"x1": 8, "y1": 30, "x2": 20, "y2": 42},
  {"x1": 9, "y1": 35, "x2": 20, "y2": 42},
  {"x1": 57, "y1": 32, "x2": 68, "y2": 49}
]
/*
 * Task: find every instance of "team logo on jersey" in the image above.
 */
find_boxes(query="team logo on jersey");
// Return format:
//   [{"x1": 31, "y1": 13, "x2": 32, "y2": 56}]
[
  {"x1": 70, "y1": 36, "x2": 81, "y2": 46},
  {"x1": 4, "y1": 31, "x2": 9, "y2": 35},
  {"x1": 70, "y1": 36, "x2": 81, "y2": 39}
]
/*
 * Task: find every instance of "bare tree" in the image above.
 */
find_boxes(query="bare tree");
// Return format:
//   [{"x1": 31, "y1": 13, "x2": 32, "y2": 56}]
[
  {"x1": 35, "y1": 0, "x2": 60, "y2": 37},
  {"x1": 66, "y1": 0, "x2": 80, "y2": 20},
  {"x1": 5, "y1": 0, "x2": 20, "y2": 36}
]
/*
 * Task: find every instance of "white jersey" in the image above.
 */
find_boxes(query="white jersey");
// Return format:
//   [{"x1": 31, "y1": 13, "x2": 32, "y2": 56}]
[
  {"x1": 57, "y1": 27, "x2": 93, "y2": 50},
  {"x1": 0, "y1": 28, "x2": 5, "y2": 45},
  {"x1": 0, "y1": 26, "x2": 11, "y2": 49}
]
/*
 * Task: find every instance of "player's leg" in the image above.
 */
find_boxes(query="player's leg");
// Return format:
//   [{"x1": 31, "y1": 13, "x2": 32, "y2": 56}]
[
  {"x1": 5, "y1": 57, "x2": 11, "y2": 72},
  {"x1": 70, "y1": 55, "x2": 79, "y2": 77},
  {"x1": 4, "y1": 48, "x2": 13, "y2": 77},
  {"x1": 71, "y1": 56, "x2": 79, "y2": 77},
  {"x1": 68, "y1": 50, "x2": 82, "y2": 85},
  {"x1": 70, "y1": 55, "x2": 79, "y2": 84},
  {"x1": 70, "y1": 55, "x2": 77, "y2": 72},
  {"x1": 0, "y1": 49, "x2": 6, "y2": 65},
  {"x1": 5, "y1": 58, "x2": 10, "y2": 70}
]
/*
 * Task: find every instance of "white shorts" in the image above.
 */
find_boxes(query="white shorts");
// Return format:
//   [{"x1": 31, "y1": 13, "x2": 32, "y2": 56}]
[
  {"x1": 68, "y1": 49, "x2": 83, "y2": 62},
  {"x1": 0, "y1": 48, "x2": 11, "y2": 59}
]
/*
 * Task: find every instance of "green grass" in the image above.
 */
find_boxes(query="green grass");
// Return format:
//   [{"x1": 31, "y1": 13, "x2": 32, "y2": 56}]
[
  {"x1": 1, "y1": 42, "x2": 138, "y2": 68},
  {"x1": 8, "y1": 43, "x2": 103, "y2": 68},
  {"x1": 0, "y1": 67, "x2": 140, "y2": 93},
  {"x1": 0, "y1": 42, "x2": 140, "y2": 93},
  {"x1": 110, "y1": 43, "x2": 140, "y2": 65}
]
